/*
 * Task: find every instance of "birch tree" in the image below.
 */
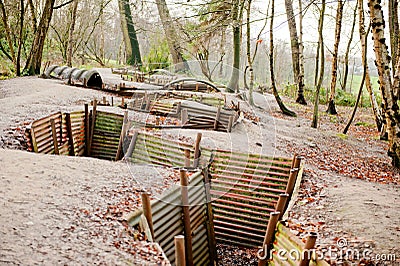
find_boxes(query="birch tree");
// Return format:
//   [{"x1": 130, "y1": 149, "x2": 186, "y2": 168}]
[
  {"x1": 284, "y1": 0, "x2": 306, "y2": 104},
  {"x1": 326, "y1": 0, "x2": 344, "y2": 115},
  {"x1": 369, "y1": 0, "x2": 400, "y2": 167}
]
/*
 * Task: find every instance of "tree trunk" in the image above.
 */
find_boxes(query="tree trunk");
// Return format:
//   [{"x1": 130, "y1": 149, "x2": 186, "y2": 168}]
[
  {"x1": 358, "y1": 0, "x2": 382, "y2": 131},
  {"x1": 24, "y1": 0, "x2": 56, "y2": 75},
  {"x1": 297, "y1": 0, "x2": 306, "y2": 105},
  {"x1": 245, "y1": 0, "x2": 254, "y2": 105},
  {"x1": 155, "y1": 0, "x2": 188, "y2": 72},
  {"x1": 311, "y1": 0, "x2": 325, "y2": 128},
  {"x1": 16, "y1": 0, "x2": 25, "y2": 76},
  {"x1": 284, "y1": 0, "x2": 306, "y2": 105},
  {"x1": 66, "y1": 0, "x2": 78, "y2": 67},
  {"x1": 341, "y1": 3, "x2": 357, "y2": 92},
  {"x1": 270, "y1": 0, "x2": 296, "y2": 117},
  {"x1": 369, "y1": 0, "x2": 400, "y2": 167},
  {"x1": 27, "y1": 0, "x2": 37, "y2": 32},
  {"x1": 0, "y1": 0, "x2": 16, "y2": 69},
  {"x1": 227, "y1": 0, "x2": 242, "y2": 93},
  {"x1": 343, "y1": 22, "x2": 370, "y2": 134},
  {"x1": 389, "y1": 0, "x2": 399, "y2": 74},
  {"x1": 326, "y1": 0, "x2": 344, "y2": 115}
]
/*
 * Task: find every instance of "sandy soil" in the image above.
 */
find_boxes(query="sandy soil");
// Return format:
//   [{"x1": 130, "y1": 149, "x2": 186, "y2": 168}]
[{"x1": 0, "y1": 75, "x2": 399, "y2": 265}]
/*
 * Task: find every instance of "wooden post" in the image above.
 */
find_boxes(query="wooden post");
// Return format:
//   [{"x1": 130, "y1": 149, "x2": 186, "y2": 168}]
[
  {"x1": 115, "y1": 111, "x2": 129, "y2": 160},
  {"x1": 213, "y1": 106, "x2": 221, "y2": 130},
  {"x1": 125, "y1": 131, "x2": 139, "y2": 159},
  {"x1": 141, "y1": 192, "x2": 155, "y2": 241},
  {"x1": 293, "y1": 156, "x2": 303, "y2": 169},
  {"x1": 290, "y1": 153, "x2": 298, "y2": 169},
  {"x1": 155, "y1": 116, "x2": 160, "y2": 126},
  {"x1": 29, "y1": 125, "x2": 39, "y2": 153},
  {"x1": 299, "y1": 232, "x2": 318, "y2": 266},
  {"x1": 275, "y1": 193, "x2": 289, "y2": 219},
  {"x1": 258, "y1": 212, "x2": 280, "y2": 266},
  {"x1": 227, "y1": 116, "x2": 234, "y2": 133},
  {"x1": 202, "y1": 168, "x2": 218, "y2": 264},
  {"x1": 181, "y1": 108, "x2": 188, "y2": 125},
  {"x1": 180, "y1": 170, "x2": 193, "y2": 266},
  {"x1": 84, "y1": 104, "x2": 89, "y2": 156},
  {"x1": 176, "y1": 102, "x2": 181, "y2": 114},
  {"x1": 65, "y1": 113, "x2": 75, "y2": 156},
  {"x1": 50, "y1": 119, "x2": 59, "y2": 155},
  {"x1": 102, "y1": 96, "x2": 106, "y2": 105},
  {"x1": 184, "y1": 149, "x2": 191, "y2": 168},
  {"x1": 88, "y1": 100, "x2": 97, "y2": 156},
  {"x1": 193, "y1": 133, "x2": 202, "y2": 168},
  {"x1": 121, "y1": 97, "x2": 125, "y2": 108},
  {"x1": 174, "y1": 235, "x2": 186, "y2": 266},
  {"x1": 285, "y1": 168, "x2": 299, "y2": 196},
  {"x1": 111, "y1": 96, "x2": 114, "y2": 107}
]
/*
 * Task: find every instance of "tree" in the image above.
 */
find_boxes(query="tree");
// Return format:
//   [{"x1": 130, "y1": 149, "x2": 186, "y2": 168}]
[
  {"x1": 311, "y1": 0, "x2": 325, "y2": 128},
  {"x1": 118, "y1": 0, "x2": 141, "y2": 66},
  {"x1": 66, "y1": 0, "x2": 79, "y2": 67},
  {"x1": 326, "y1": 0, "x2": 344, "y2": 115},
  {"x1": 340, "y1": 2, "x2": 357, "y2": 92},
  {"x1": 284, "y1": 0, "x2": 306, "y2": 104},
  {"x1": 388, "y1": 0, "x2": 399, "y2": 74},
  {"x1": 357, "y1": 0, "x2": 382, "y2": 131},
  {"x1": 270, "y1": 0, "x2": 296, "y2": 117},
  {"x1": 369, "y1": 0, "x2": 400, "y2": 167},
  {"x1": 227, "y1": 0, "x2": 244, "y2": 93},
  {"x1": 155, "y1": 0, "x2": 188, "y2": 72},
  {"x1": 24, "y1": 0, "x2": 56, "y2": 75}
]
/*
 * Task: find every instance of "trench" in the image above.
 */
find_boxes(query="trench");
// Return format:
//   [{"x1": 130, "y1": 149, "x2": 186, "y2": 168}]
[{"x1": 23, "y1": 102, "x2": 317, "y2": 265}]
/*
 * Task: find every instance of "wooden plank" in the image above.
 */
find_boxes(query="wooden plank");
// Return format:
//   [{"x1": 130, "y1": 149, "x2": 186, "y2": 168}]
[{"x1": 50, "y1": 119, "x2": 59, "y2": 155}]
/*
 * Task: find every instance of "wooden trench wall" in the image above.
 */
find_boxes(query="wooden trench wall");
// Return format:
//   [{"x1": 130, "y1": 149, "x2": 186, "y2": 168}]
[
  {"x1": 128, "y1": 170, "x2": 217, "y2": 265},
  {"x1": 25, "y1": 108, "x2": 326, "y2": 265},
  {"x1": 25, "y1": 104, "x2": 124, "y2": 161}
]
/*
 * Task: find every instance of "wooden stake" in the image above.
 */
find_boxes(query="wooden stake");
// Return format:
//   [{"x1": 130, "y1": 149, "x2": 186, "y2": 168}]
[
  {"x1": 111, "y1": 96, "x2": 114, "y2": 107},
  {"x1": 181, "y1": 109, "x2": 188, "y2": 125},
  {"x1": 125, "y1": 131, "x2": 139, "y2": 159},
  {"x1": 299, "y1": 232, "x2": 317, "y2": 266},
  {"x1": 175, "y1": 235, "x2": 186, "y2": 266},
  {"x1": 30, "y1": 127, "x2": 38, "y2": 153},
  {"x1": 102, "y1": 96, "x2": 106, "y2": 105},
  {"x1": 193, "y1": 133, "x2": 202, "y2": 168},
  {"x1": 115, "y1": 111, "x2": 129, "y2": 160},
  {"x1": 50, "y1": 119, "x2": 59, "y2": 155},
  {"x1": 202, "y1": 168, "x2": 218, "y2": 264},
  {"x1": 293, "y1": 156, "x2": 303, "y2": 169},
  {"x1": 275, "y1": 193, "x2": 289, "y2": 219},
  {"x1": 213, "y1": 106, "x2": 221, "y2": 130},
  {"x1": 227, "y1": 116, "x2": 234, "y2": 133},
  {"x1": 285, "y1": 168, "x2": 299, "y2": 196},
  {"x1": 184, "y1": 149, "x2": 191, "y2": 168},
  {"x1": 88, "y1": 100, "x2": 97, "y2": 156},
  {"x1": 65, "y1": 113, "x2": 75, "y2": 156},
  {"x1": 258, "y1": 211, "x2": 280, "y2": 266},
  {"x1": 141, "y1": 192, "x2": 155, "y2": 241},
  {"x1": 180, "y1": 170, "x2": 193, "y2": 266},
  {"x1": 84, "y1": 104, "x2": 89, "y2": 156}
]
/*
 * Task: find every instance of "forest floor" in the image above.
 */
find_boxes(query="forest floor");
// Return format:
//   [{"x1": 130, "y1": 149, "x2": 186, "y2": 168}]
[{"x1": 0, "y1": 75, "x2": 399, "y2": 265}]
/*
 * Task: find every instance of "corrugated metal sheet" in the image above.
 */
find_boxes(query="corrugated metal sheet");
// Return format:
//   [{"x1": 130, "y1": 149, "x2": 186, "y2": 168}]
[
  {"x1": 126, "y1": 132, "x2": 211, "y2": 168},
  {"x1": 127, "y1": 171, "x2": 216, "y2": 265},
  {"x1": 90, "y1": 111, "x2": 124, "y2": 160},
  {"x1": 207, "y1": 148, "x2": 294, "y2": 248}
]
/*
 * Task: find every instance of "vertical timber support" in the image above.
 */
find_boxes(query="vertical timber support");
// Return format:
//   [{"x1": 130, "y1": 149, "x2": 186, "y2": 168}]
[
  {"x1": 214, "y1": 106, "x2": 221, "y2": 130},
  {"x1": 275, "y1": 193, "x2": 289, "y2": 219},
  {"x1": 50, "y1": 119, "x2": 59, "y2": 155},
  {"x1": 84, "y1": 104, "x2": 89, "y2": 156},
  {"x1": 174, "y1": 235, "x2": 186, "y2": 266},
  {"x1": 125, "y1": 130, "x2": 139, "y2": 159},
  {"x1": 299, "y1": 232, "x2": 318, "y2": 266},
  {"x1": 116, "y1": 111, "x2": 129, "y2": 160},
  {"x1": 88, "y1": 100, "x2": 97, "y2": 156},
  {"x1": 180, "y1": 169, "x2": 193, "y2": 266},
  {"x1": 65, "y1": 113, "x2": 75, "y2": 156},
  {"x1": 193, "y1": 133, "x2": 202, "y2": 168},
  {"x1": 141, "y1": 192, "x2": 155, "y2": 241},
  {"x1": 202, "y1": 167, "x2": 218, "y2": 265},
  {"x1": 258, "y1": 211, "x2": 280, "y2": 266}
]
